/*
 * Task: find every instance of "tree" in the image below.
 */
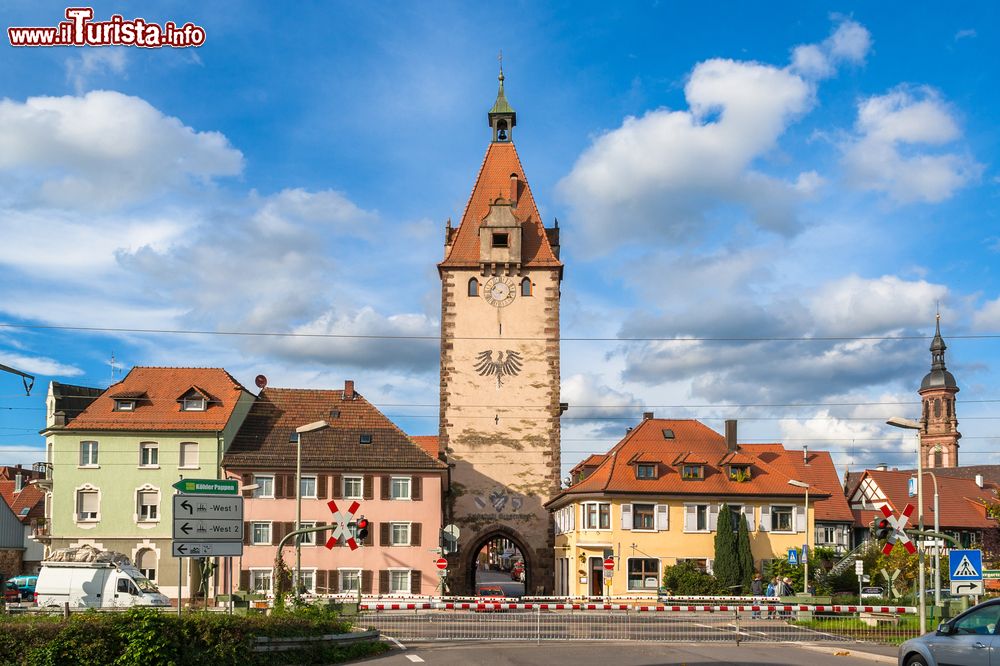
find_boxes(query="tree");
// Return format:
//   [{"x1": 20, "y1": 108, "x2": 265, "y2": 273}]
[
  {"x1": 714, "y1": 504, "x2": 741, "y2": 593},
  {"x1": 662, "y1": 561, "x2": 723, "y2": 595},
  {"x1": 736, "y1": 512, "x2": 754, "y2": 592}
]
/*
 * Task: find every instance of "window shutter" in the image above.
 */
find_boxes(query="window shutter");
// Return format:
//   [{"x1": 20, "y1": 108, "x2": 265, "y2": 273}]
[
  {"x1": 684, "y1": 505, "x2": 695, "y2": 532},
  {"x1": 327, "y1": 570, "x2": 339, "y2": 594},
  {"x1": 412, "y1": 476, "x2": 422, "y2": 501},
  {"x1": 80, "y1": 491, "x2": 98, "y2": 514},
  {"x1": 273, "y1": 475, "x2": 284, "y2": 499},
  {"x1": 285, "y1": 522, "x2": 296, "y2": 543},
  {"x1": 315, "y1": 521, "x2": 326, "y2": 546},
  {"x1": 410, "y1": 570, "x2": 421, "y2": 595},
  {"x1": 332, "y1": 474, "x2": 343, "y2": 499},
  {"x1": 243, "y1": 522, "x2": 251, "y2": 546},
  {"x1": 570, "y1": 505, "x2": 575, "y2": 530},
  {"x1": 380, "y1": 522, "x2": 390, "y2": 546},
  {"x1": 760, "y1": 505, "x2": 770, "y2": 532},
  {"x1": 742, "y1": 506, "x2": 755, "y2": 531},
  {"x1": 379, "y1": 570, "x2": 389, "y2": 594},
  {"x1": 655, "y1": 504, "x2": 669, "y2": 531},
  {"x1": 286, "y1": 475, "x2": 296, "y2": 499},
  {"x1": 241, "y1": 474, "x2": 253, "y2": 498},
  {"x1": 381, "y1": 476, "x2": 391, "y2": 500},
  {"x1": 239, "y1": 570, "x2": 250, "y2": 591},
  {"x1": 620, "y1": 504, "x2": 632, "y2": 530},
  {"x1": 708, "y1": 504, "x2": 720, "y2": 532},
  {"x1": 361, "y1": 570, "x2": 373, "y2": 594},
  {"x1": 363, "y1": 475, "x2": 374, "y2": 500},
  {"x1": 795, "y1": 506, "x2": 806, "y2": 533},
  {"x1": 411, "y1": 523, "x2": 421, "y2": 546},
  {"x1": 316, "y1": 570, "x2": 327, "y2": 594},
  {"x1": 706, "y1": 559, "x2": 715, "y2": 575},
  {"x1": 317, "y1": 475, "x2": 328, "y2": 500}
]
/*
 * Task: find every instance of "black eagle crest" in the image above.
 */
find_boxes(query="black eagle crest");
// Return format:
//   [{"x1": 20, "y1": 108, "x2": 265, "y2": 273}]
[{"x1": 474, "y1": 350, "x2": 523, "y2": 388}]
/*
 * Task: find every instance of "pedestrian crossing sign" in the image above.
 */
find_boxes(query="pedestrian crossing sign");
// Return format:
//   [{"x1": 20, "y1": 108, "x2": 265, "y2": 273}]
[
  {"x1": 950, "y1": 550, "x2": 983, "y2": 581},
  {"x1": 787, "y1": 548, "x2": 798, "y2": 565}
]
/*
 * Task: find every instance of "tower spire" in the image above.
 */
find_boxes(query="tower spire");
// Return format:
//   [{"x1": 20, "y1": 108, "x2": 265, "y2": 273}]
[{"x1": 488, "y1": 54, "x2": 516, "y2": 142}]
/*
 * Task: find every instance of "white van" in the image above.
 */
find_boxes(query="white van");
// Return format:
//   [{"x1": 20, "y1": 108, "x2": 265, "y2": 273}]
[{"x1": 35, "y1": 561, "x2": 170, "y2": 609}]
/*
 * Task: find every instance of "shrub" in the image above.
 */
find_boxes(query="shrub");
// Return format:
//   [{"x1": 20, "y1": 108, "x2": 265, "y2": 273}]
[{"x1": 662, "y1": 561, "x2": 723, "y2": 595}]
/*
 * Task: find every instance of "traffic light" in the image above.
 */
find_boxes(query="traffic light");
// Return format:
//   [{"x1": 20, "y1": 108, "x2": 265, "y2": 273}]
[
  {"x1": 356, "y1": 516, "x2": 369, "y2": 542},
  {"x1": 875, "y1": 518, "x2": 891, "y2": 540}
]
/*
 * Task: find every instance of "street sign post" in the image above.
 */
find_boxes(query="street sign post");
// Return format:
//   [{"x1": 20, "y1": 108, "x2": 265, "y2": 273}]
[
  {"x1": 878, "y1": 503, "x2": 916, "y2": 554},
  {"x1": 435, "y1": 557, "x2": 448, "y2": 570},
  {"x1": 324, "y1": 499, "x2": 362, "y2": 550},
  {"x1": 171, "y1": 493, "x2": 244, "y2": 558},
  {"x1": 173, "y1": 495, "x2": 243, "y2": 520},
  {"x1": 603, "y1": 557, "x2": 615, "y2": 571},
  {"x1": 173, "y1": 518, "x2": 243, "y2": 540},
  {"x1": 787, "y1": 548, "x2": 798, "y2": 565},
  {"x1": 949, "y1": 549, "x2": 983, "y2": 596},
  {"x1": 855, "y1": 560, "x2": 864, "y2": 575},
  {"x1": 172, "y1": 478, "x2": 239, "y2": 495},
  {"x1": 172, "y1": 542, "x2": 243, "y2": 557}
]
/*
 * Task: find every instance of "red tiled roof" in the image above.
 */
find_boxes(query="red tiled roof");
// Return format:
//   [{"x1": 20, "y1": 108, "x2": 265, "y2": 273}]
[
  {"x1": 223, "y1": 387, "x2": 447, "y2": 471},
  {"x1": 851, "y1": 469, "x2": 996, "y2": 530},
  {"x1": 410, "y1": 436, "x2": 440, "y2": 460},
  {"x1": 570, "y1": 454, "x2": 607, "y2": 475},
  {"x1": 742, "y1": 445, "x2": 854, "y2": 523},
  {"x1": 64, "y1": 367, "x2": 249, "y2": 432},
  {"x1": 548, "y1": 419, "x2": 823, "y2": 506},
  {"x1": 440, "y1": 141, "x2": 561, "y2": 268},
  {"x1": 0, "y1": 480, "x2": 45, "y2": 523}
]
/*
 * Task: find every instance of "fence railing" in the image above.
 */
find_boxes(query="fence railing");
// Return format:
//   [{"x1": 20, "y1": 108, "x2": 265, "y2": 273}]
[{"x1": 357, "y1": 603, "x2": 922, "y2": 645}]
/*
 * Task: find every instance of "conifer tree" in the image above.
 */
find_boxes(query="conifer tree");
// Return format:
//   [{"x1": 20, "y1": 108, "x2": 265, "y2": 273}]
[
  {"x1": 713, "y1": 503, "x2": 740, "y2": 592},
  {"x1": 736, "y1": 511, "x2": 754, "y2": 592}
]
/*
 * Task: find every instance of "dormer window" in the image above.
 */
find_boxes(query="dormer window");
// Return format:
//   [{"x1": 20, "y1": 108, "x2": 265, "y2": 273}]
[
  {"x1": 636, "y1": 464, "x2": 656, "y2": 479},
  {"x1": 729, "y1": 465, "x2": 752, "y2": 482},
  {"x1": 359, "y1": 434, "x2": 372, "y2": 445},
  {"x1": 681, "y1": 464, "x2": 704, "y2": 480},
  {"x1": 492, "y1": 233, "x2": 509, "y2": 248},
  {"x1": 181, "y1": 396, "x2": 206, "y2": 411},
  {"x1": 114, "y1": 400, "x2": 135, "y2": 412}
]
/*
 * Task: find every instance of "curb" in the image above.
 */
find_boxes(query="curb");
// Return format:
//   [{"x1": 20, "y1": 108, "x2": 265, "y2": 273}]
[{"x1": 799, "y1": 644, "x2": 896, "y2": 664}]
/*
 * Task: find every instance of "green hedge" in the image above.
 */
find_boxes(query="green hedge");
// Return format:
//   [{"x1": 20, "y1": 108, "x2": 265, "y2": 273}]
[{"x1": 0, "y1": 607, "x2": 388, "y2": 666}]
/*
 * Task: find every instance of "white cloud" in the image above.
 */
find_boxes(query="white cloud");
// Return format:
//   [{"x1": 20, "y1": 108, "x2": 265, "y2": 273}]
[
  {"x1": 65, "y1": 48, "x2": 127, "y2": 94},
  {"x1": 841, "y1": 87, "x2": 982, "y2": 203},
  {"x1": 809, "y1": 275, "x2": 948, "y2": 336},
  {"x1": 0, "y1": 91, "x2": 243, "y2": 209},
  {"x1": 0, "y1": 351, "x2": 83, "y2": 377},
  {"x1": 790, "y1": 19, "x2": 872, "y2": 80},
  {"x1": 954, "y1": 29, "x2": 977, "y2": 41},
  {"x1": 972, "y1": 297, "x2": 1000, "y2": 331}
]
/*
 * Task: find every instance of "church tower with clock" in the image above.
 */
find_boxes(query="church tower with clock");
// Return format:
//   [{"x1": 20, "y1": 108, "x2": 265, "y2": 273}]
[{"x1": 438, "y1": 68, "x2": 562, "y2": 594}]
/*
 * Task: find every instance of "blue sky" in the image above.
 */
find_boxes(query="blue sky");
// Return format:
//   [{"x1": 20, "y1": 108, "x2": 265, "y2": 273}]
[{"x1": 1, "y1": 2, "x2": 999, "y2": 479}]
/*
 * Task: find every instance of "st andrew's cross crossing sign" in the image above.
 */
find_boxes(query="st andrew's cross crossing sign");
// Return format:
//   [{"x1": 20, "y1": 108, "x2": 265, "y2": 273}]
[
  {"x1": 879, "y1": 503, "x2": 916, "y2": 555},
  {"x1": 324, "y1": 499, "x2": 362, "y2": 550}
]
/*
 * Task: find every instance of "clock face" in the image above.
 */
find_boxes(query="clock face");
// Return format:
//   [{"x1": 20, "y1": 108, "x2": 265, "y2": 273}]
[{"x1": 484, "y1": 277, "x2": 515, "y2": 307}]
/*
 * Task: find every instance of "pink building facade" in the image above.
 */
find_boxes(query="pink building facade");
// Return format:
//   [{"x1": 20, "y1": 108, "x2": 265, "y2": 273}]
[{"x1": 222, "y1": 383, "x2": 448, "y2": 597}]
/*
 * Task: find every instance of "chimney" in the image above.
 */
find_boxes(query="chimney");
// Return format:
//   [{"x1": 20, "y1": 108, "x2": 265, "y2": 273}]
[
  {"x1": 343, "y1": 380, "x2": 355, "y2": 400},
  {"x1": 876, "y1": 463, "x2": 888, "y2": 471},
  {"x1": 976, "y1": 474, "x2": 984, "y2": 488},
  {"x1": 14, "y1": 473, "x2": 23, "y2": 493},
  {"x1": 725, "y1": 420, "x2": 737, "y2": 452},
  {"x1": 509, "y1": 173, "x2": 519, "y2": 205},
  {"x1": 803, "y1": 445, "x2": 809, "y2": 465},
  {"x1": 643, "y1": 411, "x2": 654, "y2": 420}
]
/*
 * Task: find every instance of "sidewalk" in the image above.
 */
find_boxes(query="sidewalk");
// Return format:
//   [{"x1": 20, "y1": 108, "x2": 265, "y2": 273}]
[{"x1": 800, "y1": 643, "x2": 898, "y2": 664}]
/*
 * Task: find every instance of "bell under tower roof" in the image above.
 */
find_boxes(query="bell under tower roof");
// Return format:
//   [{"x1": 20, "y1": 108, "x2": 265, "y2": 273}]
[{"x1": 488, "y1": 58, "x2": 516, "y2": 143}]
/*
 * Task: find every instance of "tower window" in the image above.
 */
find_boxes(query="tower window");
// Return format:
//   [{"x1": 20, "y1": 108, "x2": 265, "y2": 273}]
[
  {"x1": 934, "y1": 447, "x2": 943, "y2": 468},
  {"x1": 468, "y1": 278, "x2": 479, "y2": 297},
  {"x1": 497, "y1": 119, "x2": 509, "y2": 142},
  {"x1": 521, "y1": 278, "x2": 531, "y2": 297},
  {"x1": 492, "y1": 233, "x2": 509, "y2": 248},
  {"x1": 934, "y1": 399, "x2": 941, "y2": 418}
]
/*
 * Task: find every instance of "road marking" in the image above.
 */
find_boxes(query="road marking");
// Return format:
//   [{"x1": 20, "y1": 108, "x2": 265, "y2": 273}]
[
  {"x1": 405, "y1": 656, "x2": 424, "y2": 663},
  {"x1": 383, "y1": 633, "x2": 406, "y2": 650}
]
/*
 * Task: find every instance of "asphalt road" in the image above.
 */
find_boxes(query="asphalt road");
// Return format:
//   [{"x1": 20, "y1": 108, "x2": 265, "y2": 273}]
[
  {"x1": 475, "y1": 569, "x2": 525, "y2": 598},
  {"x1": 362, "y1": 641, "x2": 898, "y2": 665}
]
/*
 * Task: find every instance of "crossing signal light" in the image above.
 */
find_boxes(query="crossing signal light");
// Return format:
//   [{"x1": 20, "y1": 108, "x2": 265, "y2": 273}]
[
  {"x1": 876, "y1": 518, "x2": 891, "y2": 540},
  {"x1": 356, "y1": 517, "x2": 369, "y2": 542}
]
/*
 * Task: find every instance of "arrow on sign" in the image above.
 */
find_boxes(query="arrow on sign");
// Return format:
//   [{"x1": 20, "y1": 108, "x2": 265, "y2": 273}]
[
  {"x1": 955, "y1": 582, "x2": 980, "y2": 594},
  {"x1": 180, "y1": 500, "x2": 193, "y2": 515},
  {"x1": 180, "y1": 523, "x2": 192, "y2": 535},
  {"x1": 177, "y1": 544, "x2": 188, "y2": 555}
]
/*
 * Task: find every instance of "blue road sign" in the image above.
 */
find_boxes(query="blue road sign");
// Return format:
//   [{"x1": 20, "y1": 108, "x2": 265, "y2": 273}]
[
  {"x1": 787, "y1": 548, "x2": 799, "y2": 565},
  {"x1": 907, "y1": 477, "x2": 916, "y2": 497},
  {"x1": 950, "y1": 549, "x2": 983, "y2": 581},
  {"x1": 802, "y1": 544, "x2": 809, "y2": 563}
]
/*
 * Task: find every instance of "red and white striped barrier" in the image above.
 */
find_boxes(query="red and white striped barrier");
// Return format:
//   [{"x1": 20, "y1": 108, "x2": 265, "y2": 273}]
[{"x1": 360, "y1": 601, "x2": 916, "y2": 613}]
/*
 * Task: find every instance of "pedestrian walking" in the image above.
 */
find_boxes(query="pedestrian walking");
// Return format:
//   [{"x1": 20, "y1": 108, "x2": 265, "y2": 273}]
[
  {"x1": 765, "y1": 577, "x2": 777, "y2": 618},
  {"x1": 750, "y1": 573, "x2": 763, "y2": 619}
]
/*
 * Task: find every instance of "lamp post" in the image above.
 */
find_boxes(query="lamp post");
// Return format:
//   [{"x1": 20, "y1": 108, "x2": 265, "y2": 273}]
[
  {"x1": 294, "y1": 420, "x2": 329, "y2": 601},
  {"x1": 788, "y1": 479, "x2": 810, "y2": 595},
  {"x1": 887, "y1": 416, "x2": 925, "y2": 633},
  {"x1": 235, "y1": 482, "x2": 259, "y2": 614},
  {"x1": 913, "y1": 471, "x2": 941, "y2": 608}
]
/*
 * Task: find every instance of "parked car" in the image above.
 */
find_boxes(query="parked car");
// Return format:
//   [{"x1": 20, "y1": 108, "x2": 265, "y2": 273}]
[
  {"x1": 7, "y1": 575, "x2": 37, "y2": 601},
  {"x1": 35, "y1": 561, "x2": 169, "y2": 609},
  {"x1": 898, "y1": 597, "x2": 1000, "y2": 665},
  {"x1": 511, "y1": 564, "x2": 524, "y2": 582},
  {"x1": 477, "y1": 585, "x2": 506, "y2": 598},
  {"x1": 860, "y1": 586, "x2": 885, "y2": 599},
  {"x1": 3, "y1": 581, "x2": 19, "y2": 604}
]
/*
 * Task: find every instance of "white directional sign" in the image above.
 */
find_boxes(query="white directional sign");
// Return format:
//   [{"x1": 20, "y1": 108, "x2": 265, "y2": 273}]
[
  {"x1": 951, "y1": 580, "x2": 985, "y2": 596},
  {"x1": 173, "y1": 518, "x2": 243, "y2": 540},
  {"x1": 173, "y1": 495, "x2": 243, "y2": 520},
  {"x1": 172, "y1": 541, "x2": 243, "y2": 557}
]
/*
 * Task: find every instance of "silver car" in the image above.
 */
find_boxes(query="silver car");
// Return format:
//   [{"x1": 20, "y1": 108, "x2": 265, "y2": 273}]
[{"x1": 898, "y1": 599, "x2": 1000, "y2": 666}]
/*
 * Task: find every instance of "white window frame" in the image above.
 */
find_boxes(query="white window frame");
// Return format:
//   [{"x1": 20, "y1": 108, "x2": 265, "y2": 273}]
[
  {"x1": 389, "y1": 569, "x2": 411, "y2": 594},
  {"x1": 250, "y1": 569, "x2": 272, "y2": 595},
  {"x1": 251, "y1": 521, "x2": 272, "y2": 545},
  {"x1": 294, "y1": 568, "x2": 316, "y2": 594},
  {"x1": 136, "y1": 487, "x2": 160, "y2": 523},
  {"x1": 390, "y1": 476, "x2": 412, "y2": 500},
  {"x1": 626, "y1": 557, "x2": 661, "y2": 591},
  {"x1": 339, "y1": 568, "x2": 361, "y2": 593},
  {"x1": 300, "y1": 475, "x2": 317, "y2": 499},
  {"x1": 139, "y1": 442, "x2": 159, "y2": 468},
  {"x1": 636, "y1": 464, "x2": 655, "y2": 479},
  {"x1": 390, "y1": 522, "x2": 411, "y2": 546},
  {"x1": 343, "y1": 476, "x2": 363, "y2": 500},
  {"x1": 684, "y1": 503, "x2": 710, "y2": 533},
  {"x1": 632, "y1": 503, "x2": 655, "y2": 531},
  {"x1": 79, "y1": 441, "x2": 99, "y2": 468},
  {"x1": 181, "y1": 396, "x2": 206, "y2": 411},
  {"x1": 298, "y1": 521, "x2": 316, "y2": 546},
  {"x1": 75, "y1": 486, "x2": 100, "y2": 523},
  {"x1": 771, "y1": 505, "x2": 795, "y2": 533},
  {"x1": 581, "y1": 501, "x2": 611, "y2": 531},
  {"x1": 179, "y1": 442, "x2": 200, "y2": 469},
  {"x1": 135, "y1": 549, "x2": 157, "y2": 582},
  {"x1": 253, "y1": 475, "x2": 274, "y2": 499},
  {"x1": 114, "y1": 400, "x2": 135, "y2": 412}
]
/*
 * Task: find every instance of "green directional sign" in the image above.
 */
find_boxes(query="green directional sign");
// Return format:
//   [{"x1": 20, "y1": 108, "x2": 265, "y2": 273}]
[
  {"x1": 984, "y1": 570, "x2": 1000, "y2": 580},
  {"x1": 172, "y1": 478, "x2": 239, "y2": 495}
]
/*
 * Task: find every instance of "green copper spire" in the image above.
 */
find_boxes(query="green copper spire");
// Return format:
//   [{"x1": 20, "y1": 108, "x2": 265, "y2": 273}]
[
  {"x1": 489, "y1": 67, "x2": 515, "y2": 116},
  {"x1": 488, "y1": 57, "x2": 516, "y2": 142}
]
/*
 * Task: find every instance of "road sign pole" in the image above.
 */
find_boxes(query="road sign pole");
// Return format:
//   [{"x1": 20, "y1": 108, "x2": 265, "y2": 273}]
[
  {"x1": 917, "y1": 431, "x2": 926, "y2": 634},
  {"x1": 177, "y1": 474, "x2": 182, "y2": 617}
]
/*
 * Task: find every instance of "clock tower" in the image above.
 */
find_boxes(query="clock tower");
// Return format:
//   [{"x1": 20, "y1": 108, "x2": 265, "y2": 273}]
[{"x1": 438, "y1": 68, "x2": 563, "y2": 594}]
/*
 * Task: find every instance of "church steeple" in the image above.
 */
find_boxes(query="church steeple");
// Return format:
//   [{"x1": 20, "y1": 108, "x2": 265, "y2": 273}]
[
  {"x1": 918, "y1": 314, "x2": 961, "y2": 468},
  {"x1": 488, "y1": 59, "x2": 516, "y2": 143}
]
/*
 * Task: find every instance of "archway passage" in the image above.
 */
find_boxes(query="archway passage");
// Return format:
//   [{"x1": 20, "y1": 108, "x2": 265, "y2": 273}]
[{"x1": 469, "y1": 531, "x2": 530, "y2": 598}]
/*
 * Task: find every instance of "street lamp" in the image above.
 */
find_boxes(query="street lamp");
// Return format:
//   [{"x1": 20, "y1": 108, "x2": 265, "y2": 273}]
[
  {"x1": 788, "y1": 479, "x2": 810, "y2": 595},
  {"x1": 294, "y1": 420, "x2": 329, "y2": 600},
  {"x1": 887, "y1": 416, "x2": 925, "y2": 633},
  {"x1": 912, "y1": 471, "x2": 941, "y2": 609}
]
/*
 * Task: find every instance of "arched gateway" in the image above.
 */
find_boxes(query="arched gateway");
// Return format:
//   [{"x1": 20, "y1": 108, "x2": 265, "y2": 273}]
[{"x1": 438, "y1": 69, "x2": 563, "y2": 595}]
